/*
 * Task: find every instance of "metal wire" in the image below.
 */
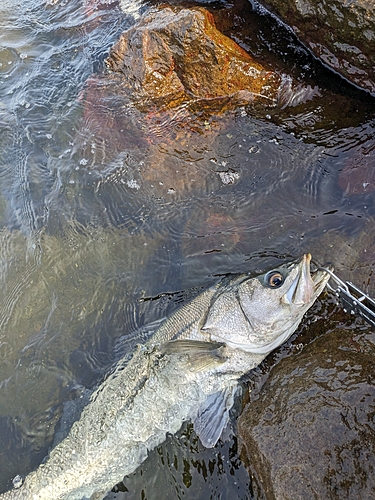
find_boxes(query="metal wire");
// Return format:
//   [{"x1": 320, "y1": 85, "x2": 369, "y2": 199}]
[{"x1": 314, "y1": 266, "x2": 349, "y2": 293}]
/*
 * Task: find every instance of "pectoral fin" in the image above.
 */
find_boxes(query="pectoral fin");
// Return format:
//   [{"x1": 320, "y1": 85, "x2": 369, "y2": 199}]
[
  {"x1": 193, "y1": 385, "x2": 237, "y2": 448},
  {"x1": 162, "y1": 340, "x2": 227, "y2": 372}
]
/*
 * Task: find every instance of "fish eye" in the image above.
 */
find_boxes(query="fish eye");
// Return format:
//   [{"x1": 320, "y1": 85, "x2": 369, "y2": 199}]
[{"x1": 264, "y1": 270, "x2": 284, "y2": 289}]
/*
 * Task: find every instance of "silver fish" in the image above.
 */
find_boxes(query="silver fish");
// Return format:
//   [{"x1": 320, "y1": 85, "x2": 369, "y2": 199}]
[{"x1": 0, "y1": 254, "x2": 330, "y2": 500}]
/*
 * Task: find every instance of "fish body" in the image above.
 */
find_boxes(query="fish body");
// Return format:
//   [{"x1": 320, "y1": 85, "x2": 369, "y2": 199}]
[{"x1": 0, "y1": 254, "x2": 330, "y2": 500}]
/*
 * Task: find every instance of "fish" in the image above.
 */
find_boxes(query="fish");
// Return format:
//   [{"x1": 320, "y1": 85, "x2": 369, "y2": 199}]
[{"x1": 0, "y1": 254, "x2": 330, "y2": 500}]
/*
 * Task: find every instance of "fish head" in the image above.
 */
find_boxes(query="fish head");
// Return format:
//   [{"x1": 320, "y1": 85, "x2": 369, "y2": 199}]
[{"x1": 202, "y1": 254, "x2": 331, "y2": 355}]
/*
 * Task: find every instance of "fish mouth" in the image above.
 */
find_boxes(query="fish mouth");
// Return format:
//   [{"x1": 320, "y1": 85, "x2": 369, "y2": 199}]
[{"x1": 284, "y1": 253, "x2": 332, "y2": 305}]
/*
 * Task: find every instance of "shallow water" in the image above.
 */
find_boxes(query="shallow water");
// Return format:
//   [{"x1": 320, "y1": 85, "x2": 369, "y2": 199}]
[{"x1": 0, "y1": 0, "x2": 374, "y2": 498}]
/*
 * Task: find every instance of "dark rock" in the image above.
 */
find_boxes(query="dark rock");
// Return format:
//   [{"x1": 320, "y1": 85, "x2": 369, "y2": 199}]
[
  {"x1": 106, "y1": 6, "x2": 282, "y2": 112},
  {"x1": 258, "y1": 0, "x2": 375, "y2": 95},
  {"x1": 238, "y1": 328, "x2": 375, "y2": 499}
]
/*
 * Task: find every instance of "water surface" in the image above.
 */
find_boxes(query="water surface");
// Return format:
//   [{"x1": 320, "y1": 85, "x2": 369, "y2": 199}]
[{"x1": 0, "y1": 0, "x2": 374, "y2": 498}]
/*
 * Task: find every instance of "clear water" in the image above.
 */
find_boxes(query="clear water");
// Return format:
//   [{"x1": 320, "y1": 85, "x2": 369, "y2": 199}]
[{"x1": 0, "y1": 0, "x2": 374, "y2": 498}]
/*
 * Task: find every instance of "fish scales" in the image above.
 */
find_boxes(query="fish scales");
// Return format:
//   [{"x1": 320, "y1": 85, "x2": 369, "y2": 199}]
[
  {"x1": 0, "y1": 285, "x2": 223, "y2": 500},
  {"x1": 152, "y1": 284, "x2": 220, "y2": 343},
  {"x1": 0, "y1": 255, "x2": 330, "y2": 500}
]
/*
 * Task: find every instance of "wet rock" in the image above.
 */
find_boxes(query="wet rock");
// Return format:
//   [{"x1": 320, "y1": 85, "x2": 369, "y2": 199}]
[
  {"x1": 258, "y1": 0, "x2": 375, "y2": 95},
  {"x1": 238, "y1": 327, "x2": 375, "y2": 500},
  {"x1": 106, "y1": 6, "x2": 281, "y2": 112},
  {"x1": 78, "y1": 6, "x2": 287, "y2": 198},
  {"x1": 76, "y1": 75, "x2": 233, "y2": 196}
]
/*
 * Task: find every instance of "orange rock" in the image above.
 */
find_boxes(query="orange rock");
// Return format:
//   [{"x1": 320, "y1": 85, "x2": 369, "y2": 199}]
[
  {"x1": 106, "y1": 6, "x2": 281, "y2": 112},
  {"x1": 79, "y1": 6, "x2": 284, "y2": 197}
]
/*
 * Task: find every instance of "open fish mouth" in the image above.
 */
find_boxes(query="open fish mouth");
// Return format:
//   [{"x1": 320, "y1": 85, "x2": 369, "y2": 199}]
[{"x1": 282, "y1": 254, "x2": 332, "y2": 306}]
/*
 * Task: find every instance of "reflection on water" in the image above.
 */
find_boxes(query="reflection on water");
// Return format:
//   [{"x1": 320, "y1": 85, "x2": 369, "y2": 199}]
[{"x1": 0, "y1": 0, "x2": 375, "y2": 497}]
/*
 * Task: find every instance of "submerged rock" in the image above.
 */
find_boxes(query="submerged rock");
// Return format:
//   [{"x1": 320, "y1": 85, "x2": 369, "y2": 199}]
[
  {"x1": 258, "y1": 0, "x2": 375, "y2": 95},
  {"x1": 106, "y1": 6, "x2": 282, "y2": 112},
  {"x1": 83, "y1": 5, "x2": 294, "y2": 198},
  {"x1": 238, "y1": 326, "x2": 375, "y2": 499}
]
